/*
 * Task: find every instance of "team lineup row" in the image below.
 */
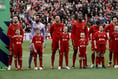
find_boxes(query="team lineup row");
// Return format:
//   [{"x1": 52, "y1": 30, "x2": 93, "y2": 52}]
[{"x1": 7, "y1": 14, "x2": 118, "y2": 71}]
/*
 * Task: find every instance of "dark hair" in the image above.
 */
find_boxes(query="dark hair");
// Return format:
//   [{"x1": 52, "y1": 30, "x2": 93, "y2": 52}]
[
  {"x1": 112, "y1": 16, "x2": 118, "y2": 20},
  {"x1": 96, "y1": 20, "x2": 100, "y2": 25},
  {"x1": 35, "y1": 28, "x2": 40, "y2": 31},
  {"x1": 36, "y1": 14, "x2": 41, "y2": 18}
]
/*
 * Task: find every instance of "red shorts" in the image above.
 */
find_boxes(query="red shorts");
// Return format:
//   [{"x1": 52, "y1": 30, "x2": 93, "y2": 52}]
[
  {"x1": 9, "y1": 40, "x2": 14, "y2": 52},
  {"x1": 96, "y1": 44, "x2": 106, "y2": 53},
  {"x1": 33, "y1": 46, "x2": 43, "y2": 58},
  {"x1": 52, "y1": 39, "x2": 59, "y2": 51},
  {"x1": 91, "y1": 40, "x2": 95, "y2": 51},
  {"x1": 60, "y1": 45, "x2": 69, "y2": 54},
  {"x1": 13, "y1": 45, "x2": 22, "y2": 58},
  {"x1": 109, "y1": 40, "x2": 113, "y2": 52},
  {"x1": 79, "y1": 47, "x2": 86, "y2": 57}
]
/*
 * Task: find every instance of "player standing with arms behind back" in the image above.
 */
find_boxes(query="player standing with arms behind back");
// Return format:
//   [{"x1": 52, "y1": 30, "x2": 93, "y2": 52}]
[
  {"x1": 50, "y1": 16, "x2": 64, "y2": 69},
  {"x1": 58, "y1": 26, "x2": 70, "y2": 70},
  {"x1": 104, "y1": 16, "x2": 118, "y2": 67},
  {"x1": 71, "y1": 13, "x2": 88, "y2": 68},
  {"x1": 13, "y1": 28, "x2": 23, "y2": 71},
  {"x1": 32, "y1": 28, "x2": 44, "y2": 70},
  {"x1": 88, "y1": 21, "x2": 100, "y2": 68},
  {"x1": 94, "y1": 25, "x2": 108, "y2": 68},
  {"x1": 7, "y1": 16, "x2": 24, "y2": 70}
]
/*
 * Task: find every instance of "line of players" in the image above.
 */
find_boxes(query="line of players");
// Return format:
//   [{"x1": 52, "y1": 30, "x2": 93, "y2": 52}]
[{"x1": 7, "y1": 14, "x2": 118, "y2": 71}]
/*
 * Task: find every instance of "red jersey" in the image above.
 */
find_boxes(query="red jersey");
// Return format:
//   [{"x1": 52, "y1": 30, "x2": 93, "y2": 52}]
[
  {"x1": 78, "y1": 39, "x2": 88, "y2": 48},
  {"x1": 111, "y1": 32, "x2": 118, "y2": 53},
  {"x1": 7, "y1": 24, "x2": 24, "y2": 39},
  {"x1": 89, "y1": 25, "x2": 99, "y2": 40},
  {"x1": 60, "y1": 33, "x2": 69, "y2": 46},
  {"x1": 94, "y1": 31, "x2": 108, "y2": 44},
  {"x1": 104, "y1": 23, "x2": 118, "y2": 38},
  {"x1": 32, "y1": 35, "x2": 44, "y2": 48},
  {"x1": 71, "y1": 21, "x2": 88, "y2": 41},
  {"x1": 13, "y1": 36, "x2": 23, "y2": 47},
  {"x1": 50, "y1": 23, "x2": 64, "y2": 41}
]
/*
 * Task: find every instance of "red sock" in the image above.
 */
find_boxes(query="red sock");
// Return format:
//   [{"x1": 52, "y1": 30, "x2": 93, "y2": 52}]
[
  {"x1": 79, "y1": 59, "x2": 82, "y2": 67},
  {"x1": 96, "y1": 57, "x2": 99, "y2": 66},
  {"x1": 83, "y1": 59, "x2": 86, "y2": 67},
  {"x1": 114, "y1": 53, "x2": 117, "y2": 66},
  {"x1": 101, "y1": 57, "x2": 104, "y2": 66},
  {"x1": 19, "y1": 59, "x2": 22, "y2": 68},
  {"x1": 73, "y1": 53, "x2": 77, "y2": 67},
  {"x1": 85, "y1": 54, "x2": 87, "y2": 66},
  {"x1": 109, "y1": 51, "x2": 112, "y2": 63},
  {"x1": 65, "y1": 53, "x2": 68, "y2": 67},
  {"x1": 51, "y1": 51, "x2": 56, "y2": 67},
  {"x1": 14, "y1": 59, "x2": 17, "y2": 68},
  {"x1": 8, "y1": 55, "x2": 13, "y2": 66},
  {"x1": 39, "y1": 58, "x2": 42, "y2": 67},
  {"x1": 117, "y1": 54, "x2": 118, "y2": 65},
  {"x1": 59, "y1": 52, "x2": 63, "y2": 67},
  {"x1": 34, "y1": 58, "x2": 37, "y2": 67},
  {"x1": 91, "y1": 53, "x2": 95, "y2": 64}
]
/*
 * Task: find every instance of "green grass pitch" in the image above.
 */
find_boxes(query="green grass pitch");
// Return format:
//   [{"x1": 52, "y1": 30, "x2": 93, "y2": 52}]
[{"x1": 0, "y1": 40, "x2": 118, "y2": 79}]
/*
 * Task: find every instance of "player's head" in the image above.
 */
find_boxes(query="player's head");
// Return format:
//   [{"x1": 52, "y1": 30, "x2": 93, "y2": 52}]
[
  {"x1": 99, "y1": 25, "x2": 104, "y2": 32},
  {"x1": 35, "y1": 14, "x2": 41, "y2": 23},
  {"x1": 96, "y1": 20, "x2": 100, "y2": 26},
  {"x1": 35, "y1": 28, "x2": 40, "y2": 35},
  {"x1": 112, "y1": 16, "x2": 118, "y2": 24},
  {"x1": 13, "y1": 16, "x2": 18, "y2": 25},
  {"x1": 55, "y1": 15, "x2": 60, "y2": 23},
  {"x1": 15, "y1": 28, "x2": 20, "y2": 35},
  {"x1": 114, "y1": 26, "x2": 118, "y2": 33},
  {"x1": 80, "y1": 32, "x2": 85, "y2": 39},
  {"x1": 63, "y1": 26, "x2": 68, "y2": 33},
  {"x1": 77, "y1": 12, "x2": 83, "y2": 22}
]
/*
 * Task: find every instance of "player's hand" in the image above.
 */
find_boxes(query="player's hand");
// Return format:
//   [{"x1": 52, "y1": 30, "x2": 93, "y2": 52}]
[
  {"x1": 34, "y1": 49, "x2": 37, "y2": 53},
  {"x1": 42, "y1": 48, "x2": 44, "y2": 53},
  {"x1": 9, "y1": 51, "x2": 12, "y2": 55}
]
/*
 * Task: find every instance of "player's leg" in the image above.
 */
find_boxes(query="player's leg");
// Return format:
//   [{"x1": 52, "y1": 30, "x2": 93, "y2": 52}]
[
  {"x1": 101, "y1": 53, "x2": 105, "y2": 68},
  {"x1": 8, "y1": 41, "x2": 13, "y2": 70},
  {"x1": 108, "y1": 41, "x2": 112, "y2": 67},
  {"x1": 28, "y1": 43, "x2": 33, "y2": 68},
  {"x1": 39, "y1": 48, "x2": 43, "y2": 70},
  {"x1": 19, "y1": 48, "x2": 23, "y2": 70},
  {"x1": 59, "y1": 46, "x2": 64, "y2": 69},
  {"x1": 79, "y1": 49, "x2": 82, "y2": 68},
  {"x1": 96, "y1": 52, "x2": 100, "y2": 68},
  {"x1": 13, "y1": 48, "x2": 18, "y2": 70},
  {"x1": 51, "y1": 40, "x2": 58, "y2": 68},
  {"x1": 33, "y1": 51, "x2": 37, "y2": 70},
  {"x1": 91, "y1": 41, "x2": 95, "y2": 68},
  {"x1": 83, "y1": 49, "x2": 87, "y2": 68},
  {"x1": 113, "y1": 53, "x2": 117, "y2": 68},
  {"x1": 65, "y1": 46, "x2": 70, "y2": 70}
]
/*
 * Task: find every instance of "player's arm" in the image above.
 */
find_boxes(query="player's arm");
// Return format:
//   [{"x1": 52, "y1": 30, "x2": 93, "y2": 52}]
[
  {"x1": 71, "y1": 24, "x2": 75, "y2": 46},
  {"x1": 32, "y1": 37, "x2": 37, "y2": 53},
  {"x1": 88, "y1": 26, "x2": 93, "y2": 40},
  {"x1": 85, "y1": 23, "x2": 89, "y2": 41},
  {"x1": 7, "y1": 26, "x2": 13, "y2": 39},
  {"x1": 41, "y1": 24, "x2": 46, "y2": 40},
  {"x1": 42, "y1": 36, "x2": 44, "y2": 52},
  {"x1": 93, "y1": 32, "x2": 97, "y2": 49},
  {"x1": 49, "y1": 24, "x2": 53, "y2": 38},
  {"x1": 104, "y1": 24, "x2": 110, "y2": 32}
]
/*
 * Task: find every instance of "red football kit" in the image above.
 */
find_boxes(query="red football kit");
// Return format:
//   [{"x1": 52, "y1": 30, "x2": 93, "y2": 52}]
[
  {"x1": 94, "y1": 31, "x2": 108, "y2": 53},
  {"x1": 89, "y1": 25, "x2": 99, "y2": 51},
  {"x1": 7, "y1": 24, "x2": 24, "y2": 51},
  {"x1": 59, "y1": 33, "x2": 69, "y2": 67},
  {"x1": 7, "y1": 24, "x2": 24, "y2": 66},
  {"x1": 71, "y1": 21, "x2": 88, "y2": 67},
  {"x1": 50, "y1": 23, "x2": 64, "y2": 67},
  {"x1": 71, "y1": 21, "x2": 88, "y2": 50},
  {"x1": 32, "y1": 35, "x2": 44, "y2": 67},
  {"x1": 13, "y1": 36, "x2": 23, "y2": 69},
  {"x1": 78, "y1": 39, "x2": 88, "y2": 68},
  {"x1": 111, "y1": 32, "x2": 118, "y2": 65}
]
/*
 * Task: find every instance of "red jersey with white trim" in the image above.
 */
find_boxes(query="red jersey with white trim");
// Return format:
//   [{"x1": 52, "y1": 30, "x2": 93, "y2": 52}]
[
  {"x1": 89, "y1": 25, "x2": 99, "y2": 40},
  {"x1": 71, "y1": 21, "x2": 88, "y2": 41},
  {"x1": 32, "y1": 35, "x2": 44, "y2": 48},
  {"x1": 13, "y1": 36, "x2": 23, "y2": 47},
  {"x1": 60, "y1": 33, "x2": 69, "y2": 46},
  {"x1": 78, "y1": 39, "x2": 88, "y2": 48},
  {"x1": 94, "y1": 31, "x2": 108, "y2": 44},
  {"x1": 7, "y1": 24, "x2": 24, "y2": 39},
  {"x1": 50, "y1": 23, "x2": 64, "y2": 41}
]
